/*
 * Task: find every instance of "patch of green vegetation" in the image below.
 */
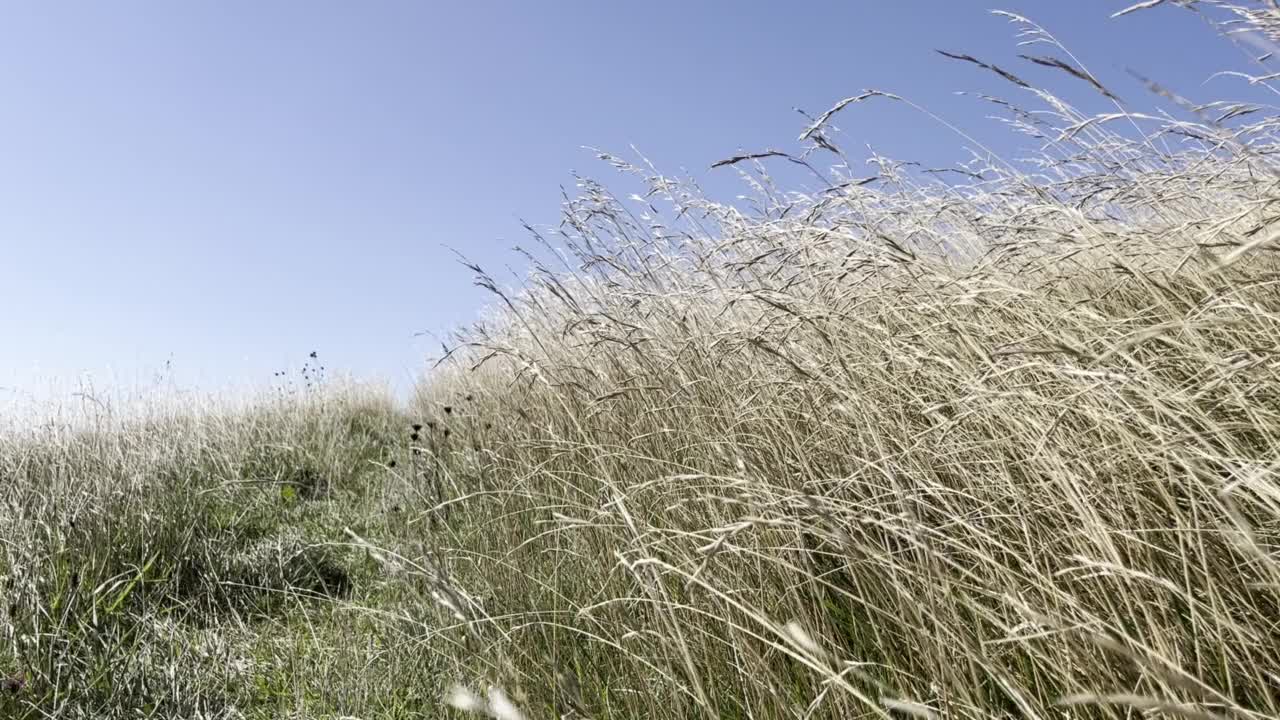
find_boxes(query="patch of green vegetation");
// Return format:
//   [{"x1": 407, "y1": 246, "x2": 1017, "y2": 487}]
[{"x1": 0, "y1": 390, "x2": 418, "y2": 718}]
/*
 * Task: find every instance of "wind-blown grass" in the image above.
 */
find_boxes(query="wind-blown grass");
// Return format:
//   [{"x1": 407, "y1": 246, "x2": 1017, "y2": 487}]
[
  {"x1": 4, "y1": 3, "x2": 1280, "y2": 718},
  {"x1": 417, "y1": 6, "x2": 1280, "y2": 719}
]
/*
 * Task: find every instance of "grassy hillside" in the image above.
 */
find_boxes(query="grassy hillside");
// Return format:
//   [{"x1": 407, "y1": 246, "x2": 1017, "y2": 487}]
[{"x1": 5, "y1": 4, "x2": 1280, "y2": 718}]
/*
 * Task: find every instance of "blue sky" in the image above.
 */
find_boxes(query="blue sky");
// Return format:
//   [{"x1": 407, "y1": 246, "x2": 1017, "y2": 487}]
[{"x1": 0, "y1": 1, "x2": 1263, "y2": 404}]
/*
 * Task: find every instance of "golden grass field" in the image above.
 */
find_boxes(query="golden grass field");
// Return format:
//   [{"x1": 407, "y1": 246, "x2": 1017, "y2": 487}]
[{"x1": 4, "y1": 4, "x2": 1280, "y2": 718}]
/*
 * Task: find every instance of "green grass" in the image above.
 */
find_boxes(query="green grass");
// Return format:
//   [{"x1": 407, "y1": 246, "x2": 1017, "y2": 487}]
[
  {"x1": 0, "y1": 387, "x2": 426, "y2": 718},
  {"x1": 6, "y1": 3, "x2": 1280, "y2": 718}
]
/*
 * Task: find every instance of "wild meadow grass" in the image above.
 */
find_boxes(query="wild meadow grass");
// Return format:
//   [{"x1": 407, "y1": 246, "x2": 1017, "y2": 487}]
[{"x1": 4, "y1": 3, "x2": 1280, "y2": 718}]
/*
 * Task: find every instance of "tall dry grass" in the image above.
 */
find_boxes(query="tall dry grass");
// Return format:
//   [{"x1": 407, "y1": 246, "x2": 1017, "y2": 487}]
[
  {"x1": 4, "y1": 3, "x2": 1280, "y2": 718},
  {"x1": 411, "y1": 5, "x2": 1280, "y2": 718}
]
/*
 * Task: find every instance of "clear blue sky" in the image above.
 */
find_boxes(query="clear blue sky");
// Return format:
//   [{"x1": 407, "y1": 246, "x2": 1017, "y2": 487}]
[{"x1": 0, "y1": 2, "x2": 1261, "y2": 403}]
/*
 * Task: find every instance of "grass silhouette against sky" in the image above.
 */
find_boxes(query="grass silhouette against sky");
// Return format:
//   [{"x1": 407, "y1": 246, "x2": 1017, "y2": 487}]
[{"x1": 0, "y1": 2, "x2": 1262, "y2": 401}]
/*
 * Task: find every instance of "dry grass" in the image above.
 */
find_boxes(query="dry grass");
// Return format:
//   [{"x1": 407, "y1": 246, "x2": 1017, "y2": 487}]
[
  {"x1": 5, "y1": 3, "x2": 1280, "y2": 718},
  {"x1": 416, "y1": 6, "x2": 1280, "y2": 719}
]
